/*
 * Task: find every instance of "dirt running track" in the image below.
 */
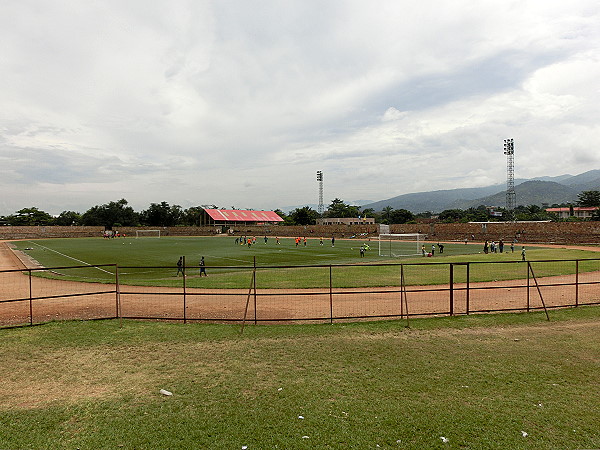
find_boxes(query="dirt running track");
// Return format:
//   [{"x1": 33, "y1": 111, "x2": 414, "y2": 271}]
[{"x1": 1, "y1": 241, "x2": 599, "y2": 327}]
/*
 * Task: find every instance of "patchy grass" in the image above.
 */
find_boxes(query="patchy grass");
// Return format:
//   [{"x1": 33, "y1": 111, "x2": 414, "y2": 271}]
[{"x1": 1, "y1": 306, "x2": 599, "y2": 449}]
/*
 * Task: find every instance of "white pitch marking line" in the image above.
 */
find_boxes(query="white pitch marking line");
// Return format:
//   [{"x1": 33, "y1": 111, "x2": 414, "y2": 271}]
[{"x1": 29, "y1": 241, "x2": 114, "y2": 274}]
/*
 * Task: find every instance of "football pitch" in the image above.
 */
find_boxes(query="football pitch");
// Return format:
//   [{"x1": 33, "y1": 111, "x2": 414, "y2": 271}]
[
  {"x1": 14, "y1": 235, "x2": 455, "y2": 267},
  {"x1": 9, "y1": 236, "x2": 599, "y2": 288}
]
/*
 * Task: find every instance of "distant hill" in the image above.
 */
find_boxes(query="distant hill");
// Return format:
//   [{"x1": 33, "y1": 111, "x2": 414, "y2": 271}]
[
  {"x1": 362, "y1": 169, "x2": 600, "y2": 213},
  {"x1": 449, "y1": 180, "x2": 579, "y2": 210},
  {"x1": 559, "y1": 169, "x2": 600, "y2": 190},
  {"x1": 363, "y1": 185, "x2": 504, "y2": 213}
]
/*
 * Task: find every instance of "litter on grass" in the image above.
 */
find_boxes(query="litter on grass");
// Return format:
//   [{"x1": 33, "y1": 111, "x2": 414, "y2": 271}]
[{"x1": 159, "y1": 389, "x2": 173, "y2": 396}]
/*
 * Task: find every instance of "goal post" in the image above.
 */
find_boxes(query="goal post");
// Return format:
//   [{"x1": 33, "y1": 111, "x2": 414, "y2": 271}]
[
  {"x1": 135, "y1": 229, "x2": 161, "y2": 238},
  {"x1": 378, "y1": 233, "x2": 424, "y2": 257}
]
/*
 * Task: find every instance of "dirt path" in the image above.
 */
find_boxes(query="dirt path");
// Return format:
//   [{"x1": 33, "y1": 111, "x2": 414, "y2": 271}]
[{"x1": 1, "y1": 241, "x2": 599, "y2": 326}]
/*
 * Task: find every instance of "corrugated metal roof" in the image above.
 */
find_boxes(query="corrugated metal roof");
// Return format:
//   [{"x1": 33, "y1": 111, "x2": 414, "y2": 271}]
[{"x1": 204, "y1": 209, "x2": 284, "y2": 222}]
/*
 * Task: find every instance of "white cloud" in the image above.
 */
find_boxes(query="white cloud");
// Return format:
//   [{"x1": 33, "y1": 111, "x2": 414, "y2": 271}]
[{"x1": 1, "y1": 0, "x2": 599, "y2": 214}]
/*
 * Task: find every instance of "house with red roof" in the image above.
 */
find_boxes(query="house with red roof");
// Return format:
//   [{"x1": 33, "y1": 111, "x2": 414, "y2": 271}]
[{"x1": 545, "y1": 206, "x2": 599, "y2": 219}]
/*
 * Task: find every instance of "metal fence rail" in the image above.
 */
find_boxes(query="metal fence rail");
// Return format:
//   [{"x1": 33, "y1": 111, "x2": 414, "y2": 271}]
[{"x1": 1, "y1": 259, "x2": 599, "y2": 328}]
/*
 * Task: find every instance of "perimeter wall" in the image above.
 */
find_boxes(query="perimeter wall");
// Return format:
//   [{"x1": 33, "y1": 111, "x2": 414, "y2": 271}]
[{"x1": 1, "y1": 222, "x2": 599, "y2": 244}]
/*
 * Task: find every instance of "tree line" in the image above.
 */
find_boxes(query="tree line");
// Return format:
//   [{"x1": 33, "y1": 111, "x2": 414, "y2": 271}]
[{"x1": 1, "y1": 191, "x2": 599, "y2": 227}]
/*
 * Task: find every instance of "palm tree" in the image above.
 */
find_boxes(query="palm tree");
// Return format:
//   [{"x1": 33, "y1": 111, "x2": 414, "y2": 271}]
[{"x1": 382, "y1": 206, "x2": 394, "y2": 223}]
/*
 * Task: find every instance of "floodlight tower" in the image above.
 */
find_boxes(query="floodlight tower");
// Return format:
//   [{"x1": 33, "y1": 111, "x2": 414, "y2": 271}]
[
  {"x1": 503, "y1": 139, "x2": 516, "y2": 220},
  {"x1": 316, "y1": 170, "x2": 324, "y2": 215}
]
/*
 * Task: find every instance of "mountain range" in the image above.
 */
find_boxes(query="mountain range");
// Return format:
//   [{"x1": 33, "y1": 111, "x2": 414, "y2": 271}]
[{"x1": 361, "y1": 169, "x2": 600, "y2": 213}]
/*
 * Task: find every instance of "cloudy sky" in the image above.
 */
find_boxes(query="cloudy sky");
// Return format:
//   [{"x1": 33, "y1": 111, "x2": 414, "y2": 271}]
[{"x1": 1, "y1": 1, "x2": 599, "y2": 215}]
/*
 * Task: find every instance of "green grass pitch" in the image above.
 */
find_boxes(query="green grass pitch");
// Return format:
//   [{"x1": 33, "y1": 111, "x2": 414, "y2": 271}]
[{"x1": 9, "y1": 236, "x2": 599, "y2": 288}]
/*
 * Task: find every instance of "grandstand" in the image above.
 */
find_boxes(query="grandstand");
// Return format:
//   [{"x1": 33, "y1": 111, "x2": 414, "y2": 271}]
[{"x1": 201, "y1": 209, "x2": 284, "y2": 226}]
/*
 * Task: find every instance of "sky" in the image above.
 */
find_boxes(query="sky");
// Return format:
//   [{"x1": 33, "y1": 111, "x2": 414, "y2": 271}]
[{"x1": 1, "y1": 1, "x2": 599, "y2": 216}]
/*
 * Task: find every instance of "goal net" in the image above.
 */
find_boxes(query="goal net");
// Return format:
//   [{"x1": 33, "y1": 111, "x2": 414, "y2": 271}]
[
  {"x1": 378, "y1": 233, "x2": 424, "y2": 257},
  {"x1": 135, "y1": 229, "x2": 161, "y2": 238}
]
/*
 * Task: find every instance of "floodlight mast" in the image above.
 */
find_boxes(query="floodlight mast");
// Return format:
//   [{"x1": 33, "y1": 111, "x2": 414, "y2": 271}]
[
  {"x1": 503, "y1": 139, "x2": 516, "y2": 220},
  {"x1": 316, "y1": 170, "x2": 324, "y2": 214}
]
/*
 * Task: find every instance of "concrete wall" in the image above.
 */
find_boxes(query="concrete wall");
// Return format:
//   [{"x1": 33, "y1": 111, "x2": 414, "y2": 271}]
[{"x1": 1, "y1": 222, "x2": 599, "y2": 244}]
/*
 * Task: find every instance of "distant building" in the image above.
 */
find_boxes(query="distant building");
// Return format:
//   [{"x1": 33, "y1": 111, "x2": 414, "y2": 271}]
[
  {"x1": 316, "y1": 217, "x2": 375, "y2": 225},
  {"x1": 545, "y1": 206, "x2": 598, "y2": 219},
  {"x1": 201, "y1": 209, "x2": 284, "y2": 226}
]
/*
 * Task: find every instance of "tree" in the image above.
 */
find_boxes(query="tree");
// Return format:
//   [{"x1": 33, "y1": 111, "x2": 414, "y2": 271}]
[
  {"x1": 361, "y1": 208, "x2": 375, "y2": 218},
  {"x1": 324, "y1": 198, "x2": 360, "y2": 218},
  {"x1": 465, "y1": 206, "x2": 490, "y2": 222},
  {"x1": 6, "y1": 207, "x2": 55, "y2": 225},
  {"x1": 438, "y1": 209, "x2": 465, "y2": 223},
  {"x1": 272, "y1": 209, "x2": 288, "y2": 222},
  {"x1": 140, "y1": 202, "x2": 183, "y2": 227},
  {"x1": 414, "y1": 211, "x2": 433, "y2": 219},
  {"x1": 182, "y1": 206, "x2": 204, "y2": 226},
  {"x1": 514, "y1": 205, "x2": 557, "y2": 222},
  {"x1": 577, "y1": 190, "x2": 600, "y2": 207},
  {"x1": 55, "y1": 211, "x2": 82, "y2": 226},
  {"x1": 389, "y1": 208, "x2": 414, "y2": 224},
  {"x1": 380, "y1": 206, "x2": 393, "y2": 224},
  {"x1": 81, "y1": 199, "x2": 139, "y2": 227},
  {"x1": 288, "y1": 206, "x2": 318, "y2": 225}
]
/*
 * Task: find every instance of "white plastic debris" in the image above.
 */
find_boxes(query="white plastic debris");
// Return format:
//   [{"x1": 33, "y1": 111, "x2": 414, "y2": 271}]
[
  {"x1": 441, "y1": 436, "x2": 449, "y2": 443},
  {"x1": 537, "y1": 402, "x2": 543, "y2": 407},
  {"x1": 242, "y1": 446, "x2": 248, "y2": 450},
  {"x1": 159, "y1": 389, "x2": 173, "y2": 396},
  {"x1": 298, "y1": 415, "x2": 304, "y2": 419},
  {"x1": 302, "y1": 436, "x2": 310, "y2": 439},
  {"x1": 277, "y1": 387, "x2": 283, "y2": 391},
  {"x1": 521, "y1": 431, "x2": 528, "y2": 437}
]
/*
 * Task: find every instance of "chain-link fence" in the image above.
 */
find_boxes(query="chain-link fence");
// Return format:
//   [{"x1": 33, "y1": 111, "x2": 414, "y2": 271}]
[{"x1": 2, "y1": 259, "x2": 599, "y2": 327}]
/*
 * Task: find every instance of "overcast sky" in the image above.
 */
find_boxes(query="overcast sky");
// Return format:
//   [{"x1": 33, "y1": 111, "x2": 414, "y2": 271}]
[{"x1": 1, "y1": 1, "x2": 599, "y2": 215}]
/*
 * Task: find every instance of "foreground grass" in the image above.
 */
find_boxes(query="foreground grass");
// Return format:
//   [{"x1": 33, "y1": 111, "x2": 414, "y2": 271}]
[{"x1": 1, "y1": 307, "x2": 599, "y2": 449}]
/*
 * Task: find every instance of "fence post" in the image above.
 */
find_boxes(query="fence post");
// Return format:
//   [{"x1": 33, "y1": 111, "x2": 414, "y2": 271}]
[
  {"x1": 329, "y1": 265, "x2": 333, "y2": 324},
  {"x1": 466, "y1": 263, "x2": 470, "y2": 315},
  {"x1": 527, "y1": 262, "x2": 550, "y2": 321},
  {"x1": 28, "y1": 269, "x2": 33, "y2": 326},
  {"x1": 115, "y1": 264, "x2": 119, "y2": 318},
  {"x1": 116, "y1": 264, "x2": 122, "y2": 328},
  {"x1": 400, "y1": 264, "x2": 410, "y2": 327},
  {"x1": 253, "y1": 257, "x2": 257, "y2": 325},
  {"x1": 575, "y1": 260, "x2": 579, "y2": 307},
  {"x1": 183, "y1": 256, "x2": 187, "y2": 324},
  {"x1": 449, "y1": 264, "x2": 454, "y2": 316},
  {"x1": 400, "y1": 264, "x2": 404, "y2": 318},
  {"x1": 526, "y1": 262, "x2": 530, "y2": 312}
]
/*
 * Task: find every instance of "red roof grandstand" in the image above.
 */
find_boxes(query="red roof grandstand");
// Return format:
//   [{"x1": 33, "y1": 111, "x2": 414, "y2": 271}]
[{"x1": 202, "y1": 209, "x2": 284, "y2": 225}]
